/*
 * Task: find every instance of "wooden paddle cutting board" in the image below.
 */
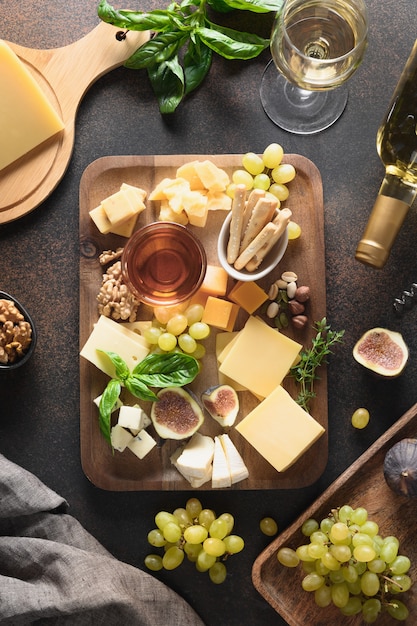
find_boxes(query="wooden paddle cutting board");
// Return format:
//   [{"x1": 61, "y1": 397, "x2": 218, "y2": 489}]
[{"x1": 0, "y1": 22, "x2": 149, "y2": 224}]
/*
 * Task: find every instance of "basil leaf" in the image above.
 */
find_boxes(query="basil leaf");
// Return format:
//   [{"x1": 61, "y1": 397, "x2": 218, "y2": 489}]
[
  {"x1": 196, "y1": 26, "x2": 269, "y2": 59},
  {"x1": 133, "y1": 352, "x2": 200, "y2": 386},
  {"x1": 125, "y1": 376, "x2": 159, "y2": 402},
  {"x1": 213, "y1": 0, "x2": 282, "y2": 13},
  {"x1": 148, "y1": 58, "x2": 185, "y2": 113},
  {"x1": 184, "y1": 38, "x2": 212, "y2": 95},
  {"x1": 97, "y1": 350, "x2": 130, "y2": 381},
  {"x1": 99, "y1": 379, "x2": 121, "y2": 445},
  {"x1": 126, "y1": 31, "x2": 187, "y2": 69},
  {"x1": 206, "y1": 0, "x2": 234, "y2": 13},
  {"x1": 98, "y1": 0, "x2": 174, "y2": 32}
]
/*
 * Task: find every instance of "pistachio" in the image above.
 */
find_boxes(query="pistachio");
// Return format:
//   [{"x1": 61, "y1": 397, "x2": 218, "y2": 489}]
[{"x1": 294, "y1": 285, "x2": 310, "y2": 303}]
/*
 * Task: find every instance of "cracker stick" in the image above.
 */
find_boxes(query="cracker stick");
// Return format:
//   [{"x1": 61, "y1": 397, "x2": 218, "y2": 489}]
[
  {"x1": 226, "y1": 184, "x2": 246, "y2": 264},
  {"x1": 239, "y1": 197, "x2": 277, "y2": 254},
  {"x1": 234, "y1": 222, "x2": 277, "y2": 270},
  {"x1": 245, "y1": 208, "x2": 292, "y2": 271},
  {"x1": 240, "y1": 188, "x2": 265, "y2": 239}
]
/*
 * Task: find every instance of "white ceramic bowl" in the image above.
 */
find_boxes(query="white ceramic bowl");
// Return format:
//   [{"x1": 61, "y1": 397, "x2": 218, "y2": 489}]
[{"x1": 217, "y1": 212, "x2": 289, "y2": 282}]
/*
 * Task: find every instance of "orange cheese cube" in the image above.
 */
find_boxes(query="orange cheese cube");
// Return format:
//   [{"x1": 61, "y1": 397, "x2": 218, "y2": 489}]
[
  {"x1": 201, "y1": 296, "x2": 239, "y2": 331},
  {"x1": 200, "y1": 265, "x2": 229, "y2": 297},
  {"x1": 228, "y1": 281, "x2": 268, "y2": 314}
]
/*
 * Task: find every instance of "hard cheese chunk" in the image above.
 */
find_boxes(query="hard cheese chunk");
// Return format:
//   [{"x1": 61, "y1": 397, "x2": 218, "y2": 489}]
[
  {"x1": 174, "y1": 432, "x2": 214, "y2": 480},
  {"x1": 236, "y1": 385, "x2": 325, "y2": 472},
  {"x1": 227, "y1": 281, "x2": 268, "y2": 314},
  {"x1": 219, "y1": 316, "x2": 302, "y2": 398},
  {"x1": 0, "y1": 40, "x2": 64, "y2": 171}
]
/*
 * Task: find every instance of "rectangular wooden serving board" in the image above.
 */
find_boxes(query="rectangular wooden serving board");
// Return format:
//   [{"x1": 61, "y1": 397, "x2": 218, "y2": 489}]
[
  {"x1": 252, "y1": 402, "x2": 417, "y2": 625},
  {"x1": 79, "y1": 154, "x2": 326, "y2": 491}
]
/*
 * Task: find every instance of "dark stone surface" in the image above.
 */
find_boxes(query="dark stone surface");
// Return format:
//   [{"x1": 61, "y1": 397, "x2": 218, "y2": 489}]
[{"x1": 2, "y1": 1, "x2": 417, "y2": 624}]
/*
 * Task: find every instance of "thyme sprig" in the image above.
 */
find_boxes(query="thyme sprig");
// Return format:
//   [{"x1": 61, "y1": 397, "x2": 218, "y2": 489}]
[{"x1": 290, "y1": 318, "x2": 344, "y2": 412}]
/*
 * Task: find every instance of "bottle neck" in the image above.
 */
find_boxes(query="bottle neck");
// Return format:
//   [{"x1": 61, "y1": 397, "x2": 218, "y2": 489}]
[{"x1": 379, "y1": 172, "x2": 417, "y2": 205}]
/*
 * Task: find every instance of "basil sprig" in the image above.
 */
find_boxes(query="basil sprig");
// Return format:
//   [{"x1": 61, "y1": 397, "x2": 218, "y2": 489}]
[
  {"x1": 98, "y1": 350, "x2": 200, "y2": 445},
  {"x1": 97, "y1": 0, "x2": 282, "y2": 113}
]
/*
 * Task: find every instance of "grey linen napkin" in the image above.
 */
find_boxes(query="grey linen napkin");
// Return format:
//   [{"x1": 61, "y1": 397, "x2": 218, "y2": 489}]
[{"x1": 0, "y1": 453, "x2": 205, "y2": 625}]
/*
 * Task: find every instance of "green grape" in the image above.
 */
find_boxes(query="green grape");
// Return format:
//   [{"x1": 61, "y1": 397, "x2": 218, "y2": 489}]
[
  {"x1": 314, "y1": 584, "x2": 332, "y2": 607},
  {"x1": 329, "y1": 522, "x2": 350, "y2": 543},
  {"x1": 253, "y1": 173, "x2": 271, "y2": 190},
  {"x1": 218, "y1": 513, "x2": 234, "y2": 535},
  {"x1": 353, "y1": 544, "x2": 376, "y2": 562},
  {"x1": 242, "y1": 152, "x2": 264, "y2": 175},
  {"x1": 362, "y1": 598, "x2": 381, "y2": 623},
  {"x1": 155, "y1": 511, "x2": 178, "y2": 530},
  {"x1": 329, "y1": 544, "x2": 352, "y2": 563},
  {"x1": 315, "y1": 560, "x2": 329, "y2": 576},
  {"x1": 203, "y1": 537, "x2": 226, "y2": 557},
  {"x1": 147, "y1": 528, "x2": 166, "y2": 547},
  {"x1": 185, "y1": 304, "x2": 204, "y2": 325},
  {"x1": 360, "y1": 520, "x2": 379, "y2": 536},
  {"x1": 178, "y1": 333, "x2": 197, "y2": 354},
  {"x1": 199, "y1": 508, "x2": 216, "y2": 529},
  {"x1": 223, "y1": 535, "x2": 244, "y2": 554},
  {"x1": 352, "y1": 532, "x2": 373, "y2": 547},
  {"x1": 209, "y1": 561, "x2": 227, "y2": 584},
  {"x1": 259, "y1": 516, "x2": 278, "y2": 536},
  {"x1": 183, "y1": 542, "x2": 202, "y2": 561},
  {"x1": 338, "y1": 504, "x2": 354, "y2": 523},
  {"x1": 268, "y1": 182, "x2": 289, "y2": 201},
  {"x1": 209, "y1": 518, "x2": 228, "y2": 539},
  {"x1": 162, "y1": 545, "x2": 184, "y2": 570},
  {"x1": 173, "y1": 507, "x2": 193, "y2": 527},
  {"x1": 190, "y1": 343, "x2": 206, "y2": 360},
  {"x1": 321, "y1": 550, "x2": 341, "y2": 571},
  {"x1": 308, "y1": 542, "x2": 327, "y2": 559},
  {"x1": 262, "y1": 143, "x2": 284, "y2": 169},
  {"x1": 158, "y1": 332, "x2": 177, "y2": 352},
  {"x1": 340, "y1": 596, "x2": 363, "y2": 616},
  {"x1": 390, "y1": 555, "x2": 411, "y2": 575},
  {"x1": 277, "y1": 547, "x2": 300, "y2": 567},
  {"x1": 185, "y1": 497, "x2": 202, "y2": 518},
  {"x1": 301, "y1": 572, "x2": 325, "y2": 592},
  {"x1": 196, "y1": 549, "x2": 216, "y2": 572},
  {"x1": 380, "y1": 540, "x2": 399, "y2": 564},
  {"x1": 367, "y1": 558, "x2": 386, "y2": 574},
  {"x1": 143, "y1": 326, "x2": 163, "y2": 345},
  {"x1": 329, "y1": 569, "x2": 345, "y2": 585},
  {"x1": 144, "y1": 553, "x2": 163, "y2": 571},
  {"x1": 302, "y1": 560, "x2": 317, "y2": 574},
  {"x1": 188, "y1": 321, "x2": 210, "y2": 340},
  {"x1": 287, "y1": 220, "x2": 301, "y2": 240},
  {"x1": 301, "y1": 518, "x2": 319, "y2": 536},
  {"x1": 347, "y1": 578, "x2": 362, "y2": 595},
  {"x1": 183, "y1": 524, "x2": 208, "y2": 545},
  {"x1": 331, "y1": 581, "x2": 350, "y2": 608},
  {"x1": 360, "y1": 570, "x2": 380, "y2": 596},
  {"x1": 342, "y1": 564, "x2": 359, "y2": 583},
  {"x1": 389, "y1": 574, "x2": 412, "y2": 594},
  {"x1": 166, "y1": 313, "x2": 188, "y2": 336},
  {"x1": 296, "y1": 544, "x2": 316, "y2": 562},
  {"x1": 387, "y1": 599, "x2": 409, "y2": 620},
  {"x1": 310, "y1": 530, "x2": 328, "y2": 545},
  {"x1": 232, "y1": 169, "x2": 254, "y2": 190},
  {"x1": 351, "y1": 407, "x2": 370, "y2": 429},
  {"x1": 272, "y1": 163, "x2": 296, "y2": 184},
  {"x1": 351, "y1": 506, "x2": 368, "y2": 525},
  {"x1": 163, "y1": 521, "x2": 183, "y2": 543},
  {"x1": 320, "y1": 517, "x2": 334, "y2": 534}
]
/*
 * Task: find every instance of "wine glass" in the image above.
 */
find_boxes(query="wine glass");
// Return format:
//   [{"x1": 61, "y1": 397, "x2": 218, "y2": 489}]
[{"x1": 260, "y1": 0, "x2": 368, "y2": 134}]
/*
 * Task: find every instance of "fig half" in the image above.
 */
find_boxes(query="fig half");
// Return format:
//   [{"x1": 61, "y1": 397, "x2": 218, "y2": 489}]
[
  {"x1": 353, "y1": 327, "x2": 408, "y2": 377},
  {"x1": 201, "y1": 384, "x2": 239, "y2": 427},
  {"x1": 383, "y1": 438, "x2": 417, "y2": 497},
  {"x1": 151, "y1": 387, "x2": 204, "y2": 439}
]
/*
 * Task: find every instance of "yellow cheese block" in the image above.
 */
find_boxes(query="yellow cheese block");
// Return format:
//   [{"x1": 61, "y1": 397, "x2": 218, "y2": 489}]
[
  {"x1": 200, "y1": 265, "x2": 229, "y2": 297},
  {"x1": 228, "y1": 281, "x2": 268, "y2": 314},
  {"x1": 215, "y1": 332, "x2": 247, "y2": 391},
  {"x1": 219, "y1": 316, "x2": 301, "y2": 398},
  {"x1": 101, "y1": 189, "x2": 138, "y2": 226},
  {"x1": 236, "y1": 385, "x2": 325, "y2": 472},
  {"x1": 202, "y1": 296, "x2": 240, "y2": 332},
  {"x1": 0, "y1": 40, "x2": 65, "y2": 171}
]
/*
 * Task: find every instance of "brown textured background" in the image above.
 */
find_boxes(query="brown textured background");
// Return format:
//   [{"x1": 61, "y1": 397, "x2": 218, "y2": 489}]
[{"x1": 2, "y1": 1, "x2": 417, "y2": 624}]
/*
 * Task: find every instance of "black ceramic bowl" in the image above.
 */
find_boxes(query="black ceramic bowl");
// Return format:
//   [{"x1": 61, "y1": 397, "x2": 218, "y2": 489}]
[{"x1": 0, "y1": 291, "x2": 37, "y2": 370}]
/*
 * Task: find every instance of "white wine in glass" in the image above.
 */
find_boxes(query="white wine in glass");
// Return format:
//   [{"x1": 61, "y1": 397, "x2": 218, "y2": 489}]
[{"x1": 260, "y1": 0, "x2": 368, "y2": 134}]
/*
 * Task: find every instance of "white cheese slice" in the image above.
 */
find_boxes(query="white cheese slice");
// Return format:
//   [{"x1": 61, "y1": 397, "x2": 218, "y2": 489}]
[
  {"x1": 111, "y1": 424, "x2": 135, "y2": 452},
  {"x1": 219, "y1": 433, "x2": 249, "y2": 484},
  {"x1": 118, "y1": 405, "x2": 146, "y2": 432},
  {"x1": 170, "y1": 447, "x2": 212, "y2": 487},
  {"x1": 212, "y1": 436, "x2": 231, "y2": 489},
  {"x1": 175, "y1": 432, "x2": 215, "y2": 479},
  {"x1": 127, "y1": 429, "x2": 157, "y2": 459}
]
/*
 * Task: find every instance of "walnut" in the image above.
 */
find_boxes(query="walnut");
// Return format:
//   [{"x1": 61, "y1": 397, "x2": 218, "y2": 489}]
[
  {"x1": 97, "y1": 260, "x2": 140, "y2": 322},
  {"x1": 0, "y1": 299, "x2": 32, "y2": 364},
  {"x1": 99, "y1": 248, "x2": 124, "y2": 265}
]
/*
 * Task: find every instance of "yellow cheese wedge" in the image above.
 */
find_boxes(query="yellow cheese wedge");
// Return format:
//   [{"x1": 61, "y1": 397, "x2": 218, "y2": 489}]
[
  {"x1": 0, "y1": 40, "x2": 64, "y2": 171},
  {"x1": 219, "y1": 316, "x2": 301, "y2": 398},
  {"x1": 236, "y1": 385, "x2": 325, "y2": 472}
]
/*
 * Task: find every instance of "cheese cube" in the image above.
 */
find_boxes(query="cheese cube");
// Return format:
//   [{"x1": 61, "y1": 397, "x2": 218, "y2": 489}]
[
  {"x1": 236, "y1": 385, "x2": 325, "y2": 472},
  {"x1": 0, "y1": 40, "x2": 64, "y2": 171},
  {"x1": 120, "y1": 182, "x2": 147, "y2": 204},
  {"x1": 219, "y1": 434, "x2": 249, "y2": 484},
  {"x1": 174, "y1": 433, "x2": 215, "y2": 479},
  {"x1": 118, "y1": 405, "x2": 146, "y2": 431},
  {"x1": 182, "y1": 190, "x2": 209, "y2": 227},
  {"x1": 111, "y1": 424, "x2": 135, "y2": 452},
  {"x1": 101, "y1": 189, "x2": 138, "y2": 226},
  {"x1": 171, "y1": 447, "x2": 212, "y2": 487},
  {"x1": 93, "y1": 394, "x2": 123, "y2": 412},
  {"x1": 200, "y1": 265, "x2": 228, "y2": 297},
  {"x1": 212, "y1": 436, "x2": 232, "y2": 488},
  {"x1": 127, "y1": 429, "x2": 157, "y2": 459},
  {"x1": 227, "y1": 281, "x2": 268, "y2": 314},
  {"x1": 206, "y1": 190, "x2": 232, "y2": 212},
  {"x1": 109, "y1": 213, "x2": 139, "y2": 238},
  {"x1": 219, "y1": 316, "x2": 301, "y2": 398},
  {"x1": 158, "y1": 201, "x2": 189, "y2": 225},
  {"x1": 80, "y1": 315, "x2": 150, "y2": 378},
  {"x1": 176, "y1": 161, "x2": 205, "y2": 190},
  {"x1": 201, "y1": 296, "x2": 240, "y2": 331},
  {"x1": 89, "y1": 205, "x2": 112, "y2": 234},
  {"x1": 194, "y1": 160, "x2": 230, "y2": 192}
]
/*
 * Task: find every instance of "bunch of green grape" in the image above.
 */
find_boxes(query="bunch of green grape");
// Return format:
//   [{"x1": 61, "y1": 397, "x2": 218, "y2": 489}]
[
  {"x1": 145, "y1": 497, "x2": 244, "y2": 584},
  {"x1": 277, "y1": 505, "x2": 411, "y2": 623},
  {"x1": 142, "y1": 303, "x2": 211, "y2": 359}
]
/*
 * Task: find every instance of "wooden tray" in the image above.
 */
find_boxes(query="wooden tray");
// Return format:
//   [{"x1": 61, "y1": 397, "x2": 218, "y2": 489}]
[
  {"x1": 252, "y1": 402, "x2": 417, "y2": 625},
  {"x1": 79, "y1": 154, "x2": 326, "y2": 491},
  {"x1": 0, "y1": 23, "x2": 148, "y2": 224}
]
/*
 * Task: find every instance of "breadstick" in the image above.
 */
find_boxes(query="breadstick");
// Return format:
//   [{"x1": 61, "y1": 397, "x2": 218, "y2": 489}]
[
  {"x1": 245, "y1": 208, "x2": 292, "y2": 271},
  {"x1": 239, "y1": 198, "x2": 277, "y2": 254},
  {"x1": 226, "y1": 184, "x2": 246, "y2": 264},
  {"x1": 240, "y1": 188, "x2": 265, "y2": 239},
  {"x1": 234, "y1": 222, "x2": 277, "y2": 270}
]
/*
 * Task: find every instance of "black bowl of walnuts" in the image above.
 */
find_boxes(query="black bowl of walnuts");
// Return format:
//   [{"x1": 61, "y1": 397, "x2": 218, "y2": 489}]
[{"x1": 0, "y1": 291, "x2": 37, "y2": 370}]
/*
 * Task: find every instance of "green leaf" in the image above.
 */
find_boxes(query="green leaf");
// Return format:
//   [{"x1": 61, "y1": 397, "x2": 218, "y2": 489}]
[
  {"x1": 97, "y1": 350, "x2": 130, "y2": 381},
  {"x1": 126, "y1": 31, "x2": 187, "y2": 68},
  {"x1": 183, "y1": 38, "x2": 212, "y2": 95},
  {"x1": 125, "y1": 376, "x2": 159, "y2": 402},
  {"x1": 98, "y1": 0, "x2": 175, "y2": 31},
  {"x1": 99, "y1": 379, "x2": 121, "y2": 445},
  {"x1": 214, "y1": 0, "x2": 283, "y2": 13},
  {"x1": 148, "y1": 59, "x2": 185, "y2": 113},
  {"x1": 133, "y1": 352, "x2": 200, "y2": 385},
  {"x1": 196, "y1": 26, "x2": 269, "y2": 59}
]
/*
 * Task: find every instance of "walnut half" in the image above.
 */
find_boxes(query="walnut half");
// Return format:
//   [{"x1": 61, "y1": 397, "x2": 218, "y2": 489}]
[
  {"x1": 0, "y1": 299, "x2": 32, "y2": 364},
  {"x1": 97, "y1": 260, "x2": 140, "y2": 323}
]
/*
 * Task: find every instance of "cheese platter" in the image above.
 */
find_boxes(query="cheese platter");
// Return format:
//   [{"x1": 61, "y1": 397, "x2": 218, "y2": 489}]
[{"x1": 79, "y1": 153, "x2": 327, "y2": 491}]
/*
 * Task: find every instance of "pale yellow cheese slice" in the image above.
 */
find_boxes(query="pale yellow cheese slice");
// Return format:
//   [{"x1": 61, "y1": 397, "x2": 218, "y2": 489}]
[
  {"x1": 236, "y1": 385, "x2": 325, "y2": 472},
  {"x1": 0, "y1": 40, "x2": 64, "y2": 171}
]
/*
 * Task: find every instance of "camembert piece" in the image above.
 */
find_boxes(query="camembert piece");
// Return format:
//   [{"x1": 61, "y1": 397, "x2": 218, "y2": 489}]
[
  {"x1": 0, "y1": 40, "x2": 64, "y2": 171},
  {"x1": 174, "y1": 432, "x2": 214, "y2": 480},
  {"x1": 212, "y1": 435, "x2": 231, "y2": 489},
  {"x1": 218, "y1": 434, "x2": 249, "y2": 484},
  {"x1": 170, "y1": 447, "x2": 212, "y2": 488},
  {"x1": 235, "y1": 385, "x2": 325, "y2": 472}
]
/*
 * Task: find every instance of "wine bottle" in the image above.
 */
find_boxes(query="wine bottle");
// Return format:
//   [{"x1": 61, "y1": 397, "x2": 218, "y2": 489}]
[{"x1": 356, "y1": 40, "x2": 417, "y2": 268}]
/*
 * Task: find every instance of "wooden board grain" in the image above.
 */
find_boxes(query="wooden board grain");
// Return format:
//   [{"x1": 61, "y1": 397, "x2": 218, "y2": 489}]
[
  {"x1": 0, "y1": 23, "x2": 148, "y2": 224},
  {"x1": 252, "y1": 403, "x2": 417, "y2": 625},
  {"x1": 79, "y1": 154, "x2": 326, "y2": 491}
]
